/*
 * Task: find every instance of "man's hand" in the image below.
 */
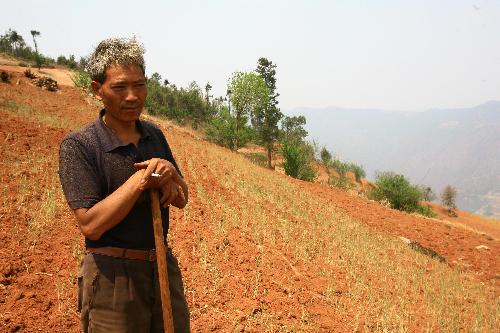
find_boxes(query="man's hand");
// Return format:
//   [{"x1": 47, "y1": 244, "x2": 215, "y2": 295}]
[
  {"x1": 134, "y1": 158, "x2": 176, "y2": 190},
  {"x1": 159, "y1": 180, "x2": 183, "y2": 208}
]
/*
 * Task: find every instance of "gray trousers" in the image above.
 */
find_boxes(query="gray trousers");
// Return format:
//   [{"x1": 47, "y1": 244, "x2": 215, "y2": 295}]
[{"x1": 78, "y1": 251, "x2": 190, "y2": 333}]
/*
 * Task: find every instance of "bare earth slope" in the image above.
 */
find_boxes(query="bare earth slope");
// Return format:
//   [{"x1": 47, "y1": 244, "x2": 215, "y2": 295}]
[{"x1": 0, "y1": 69, "x2": 498, "y2": 332}]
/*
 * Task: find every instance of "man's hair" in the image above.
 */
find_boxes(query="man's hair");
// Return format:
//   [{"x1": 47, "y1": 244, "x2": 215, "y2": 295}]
[{"x1": 86, "y1": 37, "x2": 146, "y2": 83}]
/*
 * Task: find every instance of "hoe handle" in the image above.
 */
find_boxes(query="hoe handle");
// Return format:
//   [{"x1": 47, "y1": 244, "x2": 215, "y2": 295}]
[{"x1": 150, "y1": 189, "x2": 175, "y2": 333}]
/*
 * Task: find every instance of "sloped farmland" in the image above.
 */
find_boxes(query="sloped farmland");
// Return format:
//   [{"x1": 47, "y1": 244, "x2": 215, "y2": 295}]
[{"x1": 0, "y1": 70, "x2": 498, "y2": 332}]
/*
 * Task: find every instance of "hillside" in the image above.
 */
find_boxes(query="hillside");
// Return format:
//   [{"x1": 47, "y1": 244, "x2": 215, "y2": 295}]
[
  {"x1": 0, "y1": 68, "x2": 499, "y2": 332},
  {"x1": 286, "y1": 103, "x2": 500, "y2": 219}
]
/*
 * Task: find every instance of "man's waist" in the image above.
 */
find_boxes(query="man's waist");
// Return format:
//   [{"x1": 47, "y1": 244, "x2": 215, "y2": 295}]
[{"x1": 87, "y1": 246, "x2": 156, "y2": 262}]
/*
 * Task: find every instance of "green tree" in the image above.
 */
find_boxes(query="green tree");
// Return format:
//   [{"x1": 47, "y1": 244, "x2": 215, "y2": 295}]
[
  {"x1": 57, "y1": 54, "x2": 78, "y2": 68},
  {"x1": 205, "y1": 82, "x2": 212, "y2": 104},
  {"x1": 255, "y1": 58, "x2": 284, "y2": 168},
  {"x1": 30, "y1": 30, "x2": 41, "y2": 69},
  {"x1": 320, "y1": 147, "x2": 332, "y2": 167},
  {"x1": 79, "y1": 56, "x2": 89, "y2": 69},
  {"x1": 67, "y1": 54, "x2": 77, "y2": 69},
  {"x1": 145, "y1": 72, "x2": 164, "y2": 116},
  {"x1": 228, "y1": 71, "x2": 269, "y2": 150},
  {"x1": 183, "y1": 81, "x2": 206, "y2": 127},
  {"x1": 348, "y1": 163, "x2": 366, "y2": 182},
  {"x1": 9, "y1": 30, "x2": 25, "y2": 55},
  {"x1": 440, "y1": 185, "x2": 457, "y2": 216},
  {"x1": 281, "y1": 115, "x2": 308, "y2": 142}
]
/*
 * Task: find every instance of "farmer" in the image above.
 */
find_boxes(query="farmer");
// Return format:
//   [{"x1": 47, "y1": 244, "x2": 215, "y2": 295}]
[{"x1": 58, "y1": 37, "x2": 190, "y2": 332}]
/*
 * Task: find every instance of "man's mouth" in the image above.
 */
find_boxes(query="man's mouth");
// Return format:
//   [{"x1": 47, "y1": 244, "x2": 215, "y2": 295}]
[{"x1": 122, "y1": 106, "x2": 141, "y2": 111}]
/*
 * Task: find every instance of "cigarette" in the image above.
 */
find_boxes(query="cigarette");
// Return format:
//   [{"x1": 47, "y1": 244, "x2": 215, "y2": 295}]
[{"x1": 151, "y1": 173, "x2": 162, "y2": 178}]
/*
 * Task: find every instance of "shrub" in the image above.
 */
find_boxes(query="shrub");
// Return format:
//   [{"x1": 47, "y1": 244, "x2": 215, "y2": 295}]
[
  {"x1": 34, "y1": 53, "x2": 43, "y2": 69},
  {"x1": 1, "y1": 71, "x2": 9, "y2": 83},
  {"x1": 155, "y1": 105, "x2": 189, "y2": 124},
  {"x1": 145, "y1": 74, "x2": 214, "y2": 126},
  {"x1": 24, "y1": 69, "x2": 37, "y2": 79},
  {"x1": 368, "y1": 172, "x2": 428, "y2": 214},
  {"x1": 281, "y1": 139, "x2": 316, "y2": 182},
  {"x1": 330, "y1": 159, "x2": 349, "y2": 176},
  {"x1": 71, "y1": 70, "x2": 91, "y2": 91},
  {"x1": 242, "y1": 152, "x2": 268, "y2": 168},
  {"x1": 205, "y1": 108, "x2": 254, "y2": 150},
  {"x1": 299, "y1": 163, "x2": 317, "y2": 182},
  {"x1": 328, "y1": 175, "x2": 352, "y2": 190},
  {"x1": 348, "y1": 163, "x2": 366, "y2": 182},
  {"x1": 415, "y1": 204, "x2": 437, "y2": 218},
  {"x1": 320, "y1": 147, "x2": 332, "y2": 166}
]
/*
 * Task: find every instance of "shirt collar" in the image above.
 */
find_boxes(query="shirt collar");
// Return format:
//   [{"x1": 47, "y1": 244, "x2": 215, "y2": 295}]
[{"x1": 95, "y1": 109, "x2": 152, "y2": 153}]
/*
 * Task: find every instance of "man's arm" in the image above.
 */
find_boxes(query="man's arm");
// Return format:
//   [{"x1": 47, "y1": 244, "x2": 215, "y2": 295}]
[{"x1": 73, "y1": 169, "x2": 145, "y2": 240}]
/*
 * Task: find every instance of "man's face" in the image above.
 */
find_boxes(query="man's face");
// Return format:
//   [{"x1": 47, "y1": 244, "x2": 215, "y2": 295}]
[{"x1": 92, "y1": 64, "x2": 147, "y2": 123}]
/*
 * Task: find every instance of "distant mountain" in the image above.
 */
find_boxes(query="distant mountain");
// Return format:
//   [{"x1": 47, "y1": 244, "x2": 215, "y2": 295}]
[{"x1": 285, "y1": 101, "x2": 500, "y2": 218}]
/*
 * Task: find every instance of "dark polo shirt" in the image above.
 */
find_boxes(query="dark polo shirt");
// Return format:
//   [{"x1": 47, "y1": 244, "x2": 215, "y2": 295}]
[{"x1": 58, "y1": 109, "x2": 181, "y2": 249}]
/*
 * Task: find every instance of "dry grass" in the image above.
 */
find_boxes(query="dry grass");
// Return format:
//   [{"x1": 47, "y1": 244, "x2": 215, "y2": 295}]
[
  {"x1": 0, "y1": 97, "x2": 73, "y2": 129},
  {"x1": 11, "y1": 149, "x2": 66, "y2": 239},
  {"x1": 0, "y1": 96, "x2": 69, "y2": 241}
]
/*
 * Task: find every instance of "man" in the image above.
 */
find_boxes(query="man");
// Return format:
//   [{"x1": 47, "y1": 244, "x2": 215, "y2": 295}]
[{"x1": 59, "y1": 38, "x2": 190, "y2": 332}]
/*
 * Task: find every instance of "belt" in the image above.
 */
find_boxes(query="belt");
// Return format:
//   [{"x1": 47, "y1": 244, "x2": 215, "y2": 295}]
[{"x1": 87, "y1": 246, "x2": 156, "y2": 262}]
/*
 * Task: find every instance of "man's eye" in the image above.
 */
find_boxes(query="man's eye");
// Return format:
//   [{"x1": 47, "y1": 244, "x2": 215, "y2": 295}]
[{"x1": 112, "y1": 86, "x2": 125, "y2": 90}]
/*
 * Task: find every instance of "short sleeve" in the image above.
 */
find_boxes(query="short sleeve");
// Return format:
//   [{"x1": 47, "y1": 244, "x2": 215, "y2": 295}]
[{"x1": 59, "y1": 138, "x2": 102, "y2": 209}]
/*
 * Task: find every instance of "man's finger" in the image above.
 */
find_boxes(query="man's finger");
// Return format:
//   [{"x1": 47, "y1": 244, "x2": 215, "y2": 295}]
[
  {"x1": 158, "y1": 175, "x2": 171, "y2": 188},
  {"x1": 176, "y1": 183, "x2": 185, "y2": 203},
  {"x1": 165, "y1": 185, "x2": 178, "y2": 207},
  {"x1": 141, "y1": 159, "x2": 157, "y2": 184},
  {"x1": 133, "y1": 161, "x2": 149, "y2": 169},
  {"x1": 157, "y1": 162, "x2": 174, "y2": 180},
  {"x1": 160, "y1": 186, "x2": 170, "y2": 205},
  {"x1": 161, "y1": 184, "x2": 174, "y2": 208}
]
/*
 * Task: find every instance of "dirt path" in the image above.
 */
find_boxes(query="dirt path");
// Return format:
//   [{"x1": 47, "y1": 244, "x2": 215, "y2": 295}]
[{"x1": 1, "y1": 60, "x2": 75, "y2": 87}]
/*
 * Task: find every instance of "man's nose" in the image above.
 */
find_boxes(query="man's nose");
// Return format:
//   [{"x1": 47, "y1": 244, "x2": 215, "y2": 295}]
[{"x1": 125, "y1": 87, "x2": 139, "y2": 101}]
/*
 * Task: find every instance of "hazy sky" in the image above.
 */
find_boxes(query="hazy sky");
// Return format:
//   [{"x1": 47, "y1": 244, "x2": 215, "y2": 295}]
[{"x1": 2, "y1": 0, "x2": 499, "y2": 111}]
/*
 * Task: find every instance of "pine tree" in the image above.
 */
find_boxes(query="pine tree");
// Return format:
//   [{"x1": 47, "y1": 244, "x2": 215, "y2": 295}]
[{"x1": 255, "y1": 58, "x2": 283, "y2": 168}]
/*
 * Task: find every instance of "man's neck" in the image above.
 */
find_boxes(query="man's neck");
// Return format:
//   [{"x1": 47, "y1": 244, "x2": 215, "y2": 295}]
[{"x1": 102, "y1": 112, "x2": 140, "y2": 145}]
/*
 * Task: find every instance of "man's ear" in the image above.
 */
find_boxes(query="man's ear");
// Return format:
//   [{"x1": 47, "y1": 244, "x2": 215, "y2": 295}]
[{"x1": 91, "y1": 81, "x2": 103, "y2": 100}]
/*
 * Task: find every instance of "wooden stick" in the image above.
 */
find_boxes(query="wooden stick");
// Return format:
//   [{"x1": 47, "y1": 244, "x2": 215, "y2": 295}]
[{"x1": 150, "y1": 189, "x2": 175, "y2": 333}]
